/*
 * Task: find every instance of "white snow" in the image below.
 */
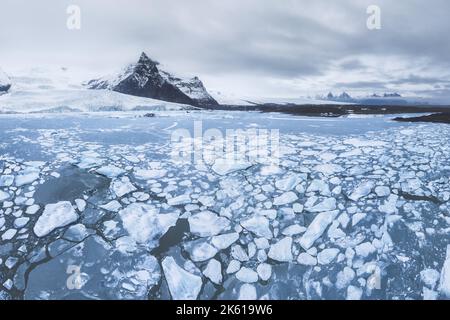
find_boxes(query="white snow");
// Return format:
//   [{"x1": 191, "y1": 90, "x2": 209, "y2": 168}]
[
  {"x1": 299, "y1": 210, "x2": 339, "y2": 250},
  {"x1": 188, "y1": 211, "x2": 231, "y2": 237},
  {"x1": 268, "y1": 237, "x2": 293, "y2": 262},
  {"x1": 33, "y1": 202, "x2": 78, "y2": 237},
  {"x1": 162, "y1": 257, "x2": 203, "y2": 300}
]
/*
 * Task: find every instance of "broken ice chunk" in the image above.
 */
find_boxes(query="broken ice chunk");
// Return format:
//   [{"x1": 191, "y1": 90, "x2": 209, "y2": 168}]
[
  {"x1": 187, "y1": 241, "x2": 219, "y2": 262},
  {"x1": 379, "y1": 195, "x2": 398, "y2": 214},
  {"x1": 96, "y1": 165, "x2": 125, "y2": 178},
  {"x1": 26, "y1": 205, "x2": 40, "y2": 215},
  {"x1": 211, "y1": 159, "x2": 251, "y2": 176},
  {"x1": 167, "y1": 194, "x2": 191, "y2": 206},
  {"x1": 0, "y1": 175, "x2": 14, "y2": 187},
  {"x1": 33, "y1": 202, "x2": 78, "y2": 237},
  {"x1": 211, "y1": 233, "x2": 239, "y2": 250},
  {"x1": 110, "y1": 177, "x2": 137, "y2": 198},
  {"x1": 100, "y1": 200, "x2": 122, "y2": 212},
  {"x1": 352, "y1": 213, "x2": 367, "y2": 227},
  {"x1": 74, "y1": 199, "x2": 87, "y2": 212},
  {"x1": 273, "y1": 192, "x2": 298, "y2": 206},
  {"x1": 275, "y1": 174, "x2": 304, "y2": 191},
  {"x1": 0, "y1": 190, "x2": 10, "y2": 202},
  {"x1": 420, "y1": 268, "x2": 440, "y2": 289},
  {"x1": 314, "y1": 164, "x2": 344, "y2": 176},
  {"x1": 439, "y1": 245, "x2": 450, "y2": 298},
  {"x1": 119, "y1": 203, "x2": 178, "y2": 247},
  {"x1": 162, "y1": 257, "x2": 203, "y2": 300},
  {"x1": 226, "y1": 260, "x2": 241, "y2": 274},
  {"x1": 374, "y1": 186, "x2": 390, "y2": 197},
  {"x1": 297, "y1": 252, "x2": 317, "y2": 266},
  {"x1": 317, "y1": 248, "x2": 340, "y2": 265},
  {"x1": 299, "y1": 210, "x2": 339, "y2": 250},
  {"x1": 188, "y1": 211, "x2": 231, "y2": 237},
  {"x1": 256, "y1": 263, "x2": 272, "y2": 281},
  {"x1": 346, "y1": 285, "x2": 363, "y2": 300},
  {"x1": 236, "y1": 267, "x2": 258, "y2": 283},
  {"x1": 240, "y1": 216, "x2": 273, "y2": 239},
  {"x1": 203, "y1": 259, "x2": 222, "y2": 285},
  {"x1": 238, "y1": 284, "x2": 257, "y2": 300},
  {"x1": 15, "y1": 169, "x2": 40, "y2": 187},
  {"x1": 355, "y1": 242, "x2": 376, "y2": 258},
  {"x1": 282, "y1": 224, "x2": 306, "y2": 236},
  {"x1": 348, "y1": 181, "x2": 375, "y2": 201},
  {"x1": 307, "y1": 180, "x2": 331, "y2": 196},
  {"x1": 134, "y1": 168, "x2": 167, "y2": 180},
  {"x1": 305, "y1": 198, "x2": 336, "y2": 213},
  {"x1": 268, "y1": 237, "x2": 293, "y2": 262}
]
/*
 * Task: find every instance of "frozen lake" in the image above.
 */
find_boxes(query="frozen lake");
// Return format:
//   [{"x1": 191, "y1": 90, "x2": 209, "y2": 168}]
[{"x1": 1, "y1": 110, "x2": 450, "y2": 300}]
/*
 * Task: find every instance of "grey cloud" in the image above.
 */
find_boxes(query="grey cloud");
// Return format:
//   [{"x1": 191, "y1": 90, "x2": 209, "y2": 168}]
[{"x1": 0, "y1": 0, "x2": 449, "y2": 101}]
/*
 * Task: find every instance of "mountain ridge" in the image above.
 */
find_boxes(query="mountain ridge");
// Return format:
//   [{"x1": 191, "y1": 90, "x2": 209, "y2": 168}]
[{"x1": 87, "y1": 52, "x2": 218, "y2": 107}]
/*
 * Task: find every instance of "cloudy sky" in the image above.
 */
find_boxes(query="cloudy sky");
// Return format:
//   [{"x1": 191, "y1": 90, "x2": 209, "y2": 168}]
[{"x1": 1, "y1": 0, "x2": 450, "y2": 101}]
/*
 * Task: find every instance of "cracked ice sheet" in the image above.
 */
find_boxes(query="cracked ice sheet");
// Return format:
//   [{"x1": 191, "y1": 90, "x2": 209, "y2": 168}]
[{"x1": 2, "y1": 113, "x2": 450, "y2": 300}]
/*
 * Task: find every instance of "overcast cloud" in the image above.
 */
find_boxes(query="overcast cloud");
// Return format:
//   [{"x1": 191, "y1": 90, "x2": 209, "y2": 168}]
[{"x1": 1, "y1": 0, "x2": 450, "y2": 101}]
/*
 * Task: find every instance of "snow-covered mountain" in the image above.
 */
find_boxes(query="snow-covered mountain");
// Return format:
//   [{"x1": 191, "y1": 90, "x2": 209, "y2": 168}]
[
  {"x1": 0, "y1": 67, "x2": 195, "y2": 113},
  {"x1": 86, "y1": 52, "x2": 218, "y2": 107},
  {"x1": 0, "y1": 68, "x2": 12, "y2": 94}
]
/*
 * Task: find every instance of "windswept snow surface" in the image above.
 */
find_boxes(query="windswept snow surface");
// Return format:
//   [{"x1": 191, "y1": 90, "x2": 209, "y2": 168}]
[{"x1": 1, "y1": 111, "x2": 450, "y2": 300}]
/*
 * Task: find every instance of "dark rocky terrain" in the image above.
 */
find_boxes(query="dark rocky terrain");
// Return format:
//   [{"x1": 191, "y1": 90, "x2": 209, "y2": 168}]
[
  {"x1": 393, "y1": 113, "x2": 450, "y2": 124},
  {"x1": 87, "y1": 53, "x2": 218, "y2": 107}
]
